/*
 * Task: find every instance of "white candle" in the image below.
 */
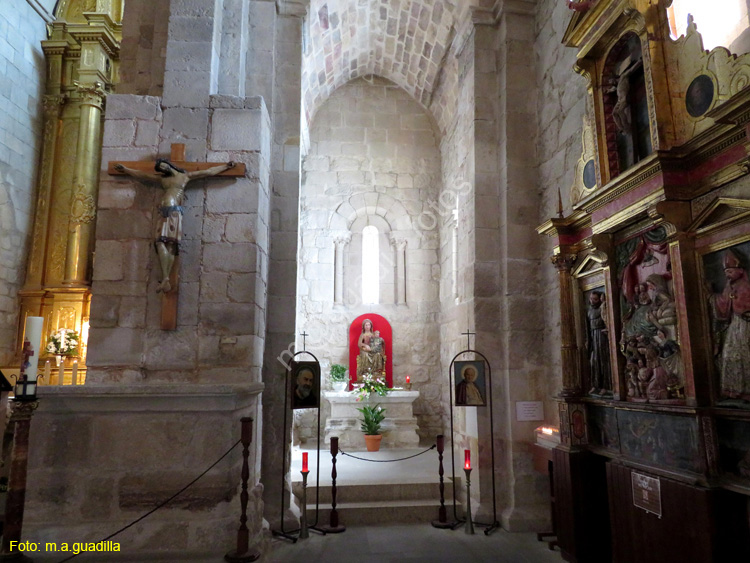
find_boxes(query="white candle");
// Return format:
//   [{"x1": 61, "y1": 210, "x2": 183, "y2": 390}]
[
  {"x1": 23, "y1": 316, "x2": 44, "y2": 382},
  {"x1": 58, "y1": 363, "x2": 65, "y2": 385}
]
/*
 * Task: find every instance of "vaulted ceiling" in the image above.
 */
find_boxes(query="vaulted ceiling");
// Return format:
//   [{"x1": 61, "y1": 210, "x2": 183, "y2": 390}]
[{"x1": 302, "y1": 0, "x2": 476, "y2": 124}]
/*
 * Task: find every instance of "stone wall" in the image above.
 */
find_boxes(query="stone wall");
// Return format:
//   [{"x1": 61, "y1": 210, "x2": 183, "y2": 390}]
[
  {"x1": 434, "y1": 15, "x2": 476, "y2": 456},
  {"x1": 298, "y1": 76, "x2": 443, "y2": 441},
  {"x1": 26, "y1": 385, "x2": 263, "y2": 555},
  {"x1": 0, "y1": 0, "x2": 54, "y2": 364},
  {"x1": 87, "y1": 93, "x2": 271, "y2": 384},
  {"x1": 535, "y1": 0, "x2": 587, "y2": 416},
  {"x1": 118, "y1": 0, "x2": 169, "y2": 96}
]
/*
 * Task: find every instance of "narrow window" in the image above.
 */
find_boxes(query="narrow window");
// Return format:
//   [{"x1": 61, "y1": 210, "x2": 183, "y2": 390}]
[{"x1": 362, "y1": 225, "x2": 379, "y2": 304}]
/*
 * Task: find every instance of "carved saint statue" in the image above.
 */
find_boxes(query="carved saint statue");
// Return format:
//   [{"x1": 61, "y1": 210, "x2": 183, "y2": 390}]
[
  {"x1": 586, "y1": 291, "x2": 612, "y2": 395},
  {"x1": 708, "y1": 249, "x2": 750, "y2": 402},
  {"x1": 114, "y1": 159, "x2": 235, "y2": 293},
  {"x1": 356, "y1": 318, "x2": 386, "y2": 380}
]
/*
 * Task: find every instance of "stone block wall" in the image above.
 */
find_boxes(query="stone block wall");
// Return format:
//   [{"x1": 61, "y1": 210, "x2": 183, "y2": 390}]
[
  {"x1": 535, "y1": 0, "x2": 587, "y2": 417},
  {"x1": 0, "y1": 0, "x2": 53, "y2": 364},
  {"x1": 25, "y1": 386, "x2": 263, "y2": 556},
  {"x1": 297, "y1": 76, "x2": 443, "y2": 440},
  {"x1": 435, "y1": 24, "x2": 476, "y2": 452},
  {"x1": 87, "y1": 93, "x2": 271, "y2": 384},
  {"x1": 118, "y1": 0, "x2": 170, "y2": 96}
]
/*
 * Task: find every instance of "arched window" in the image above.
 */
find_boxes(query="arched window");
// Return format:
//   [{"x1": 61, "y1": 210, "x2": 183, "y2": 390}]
[{"x1": 362, "y1": 225, "x2": 379, "y2": 304}]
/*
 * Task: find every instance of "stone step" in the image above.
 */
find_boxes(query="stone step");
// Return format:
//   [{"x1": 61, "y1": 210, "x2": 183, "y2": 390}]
[
  {"x1": 303, "y1": 499, "x2": 460, "y2": 526},
  {"x1": 292, "y1": 479, "x2": 459, "y2": 504}
]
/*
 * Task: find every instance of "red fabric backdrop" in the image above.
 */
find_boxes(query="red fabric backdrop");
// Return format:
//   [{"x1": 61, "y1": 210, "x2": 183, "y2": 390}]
[{"x1": 348, "y1": 314, "x2": 393, "y2": 389}]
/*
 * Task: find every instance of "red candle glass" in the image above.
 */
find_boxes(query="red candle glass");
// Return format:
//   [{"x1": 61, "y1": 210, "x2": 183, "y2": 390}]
[
  {"x1": 406, "y1": 375, "x2": 410, "y2": 384},
  {"x1": 464, "y1": 449, "x2": 471, "y2": 470},
  {"x1": 302, "y1": 452, "x2": 309, "y2": 473}
]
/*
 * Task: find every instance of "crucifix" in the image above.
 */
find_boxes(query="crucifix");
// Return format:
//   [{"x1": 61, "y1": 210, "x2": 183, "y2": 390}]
[
  {"x1": 19, "y1": 339, "x2": 34, "y2": 380},
  {"x1": 300, "y1": 331, "x2": 309, "y2": 352},
  {"x1": 461, "y1": 329, "x2": 476, "y2": 351},
  {"x1": 108, "y1": 143, "x2": 246, "y2": 330}
]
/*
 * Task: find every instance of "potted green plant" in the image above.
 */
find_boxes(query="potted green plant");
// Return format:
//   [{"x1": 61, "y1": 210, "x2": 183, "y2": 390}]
[
  {"x1": 330, "y1": 363, "x2": 348, "y2": 392},
  {"x1": 357, "y1": 404, "x2": 386, "y2": 451}
]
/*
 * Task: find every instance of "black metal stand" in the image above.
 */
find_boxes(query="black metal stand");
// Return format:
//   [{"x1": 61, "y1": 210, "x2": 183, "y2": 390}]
[
  {"x1": 225, "y1": 418, "x2": 260, "y2": 562},
  {"x1": 272, "y1": 346, "x2": 325, "y2": 541},
  {"x1": 321, "y1": 436, "x2": 346, "y2": 533},
  {"x1": 432, "y1": 434, "x2": 454, "y2": 528},
  {"x1": 464, "y1": 467, "x2": 475, "y2": 535},
  {"x1": 446, "y1": 343, "x2": 501, "y2": 536},
  {"x1": 299, "y1": 470, "x2": 309, "y2": 539}
]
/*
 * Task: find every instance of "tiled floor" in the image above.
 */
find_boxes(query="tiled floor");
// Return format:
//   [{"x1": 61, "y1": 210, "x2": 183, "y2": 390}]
[{"x1": 265, "y1": 523, "x2": 562, "y2": 562}]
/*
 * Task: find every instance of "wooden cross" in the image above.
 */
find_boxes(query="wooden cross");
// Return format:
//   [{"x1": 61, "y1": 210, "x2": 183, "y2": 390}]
[
  {"x1": 106, "y1": 143, "x2": 246, "y2": 177},
  {"x1": 461, "y1": 329, "x2": 476, "y2": 351},
  {"x1": 108, "y1": 143, "x2": 246, "y2": 330},
  {"x1": 300, "y1": 331, "x2": 309, "y2": 352}
]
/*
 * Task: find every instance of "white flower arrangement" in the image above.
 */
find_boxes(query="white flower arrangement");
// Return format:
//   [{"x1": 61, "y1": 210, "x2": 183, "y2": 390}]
[{"x1": 46, "y1": 328, "x2": 80, "y2": 356}]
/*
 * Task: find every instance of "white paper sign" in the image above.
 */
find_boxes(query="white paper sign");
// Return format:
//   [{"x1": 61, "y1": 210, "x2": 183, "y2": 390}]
[{"x1": 515, "y1": 401, "x2": 544, "y2": 421}]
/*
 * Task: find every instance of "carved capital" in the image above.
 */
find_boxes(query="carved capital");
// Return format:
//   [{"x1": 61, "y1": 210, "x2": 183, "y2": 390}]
[
  {"x1": 276, "y1": 0, "x2": 308, "y2": 17},
  {"x1": 10, "y1": 400, "x2": 39, "y2": 422},
  {"x1": 74, "y1": 81, "x2": 106, "y2": 108},
  {"x1": 42, "y1": 94, "x2": 66, "y2": 118},
  {"x1": 551, "y1": 253, "x2": 577, "y2": 272},
  {"x1": 333, "y1": 235, "x2": 351, "y2": 249},
  {"x1": 390, "y1": 236, "x2": 407, "y2": 251}
]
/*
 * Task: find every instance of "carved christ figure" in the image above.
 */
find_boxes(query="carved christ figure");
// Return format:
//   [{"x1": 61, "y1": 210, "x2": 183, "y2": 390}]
[{"x1": 114, "y1": 159, "x2": 235, "y2": 293}]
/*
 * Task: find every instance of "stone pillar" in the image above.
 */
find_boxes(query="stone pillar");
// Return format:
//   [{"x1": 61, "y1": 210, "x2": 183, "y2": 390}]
[
  {"x1": 333, "y1": 236, "x2": 350, "y2": 305},
  {"x1": 552, "y1": 253, "x2": 580, "y2": 397},
  {"x1": 260, "y1": 0, "x2": 306, "y2": 530},
  {"x1": 391, "y1": 236, "x2": 407, "y2": 305},
  {"x1": 63, "y1": 82, "x2": 105, "y2": 286},
  {"x1": 218, "y1": 0, "x2": 250, "y2": 96}
]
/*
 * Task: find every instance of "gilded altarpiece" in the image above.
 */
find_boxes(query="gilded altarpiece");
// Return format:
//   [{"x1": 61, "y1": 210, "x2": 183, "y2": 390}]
[
  {"x1": 538, "y1": 1, "x2": 750, "y2": 560},
  {"x1": 13, "y1": 0, "x2": 122, "y2": 380}
]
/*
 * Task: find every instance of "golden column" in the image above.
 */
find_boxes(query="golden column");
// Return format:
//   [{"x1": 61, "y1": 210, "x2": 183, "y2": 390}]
[
  {"x1": 551, "y1": 253, "x2": 580, "y2": 397},
  {"x1": 11, "y1": 3, "x2": 122, "y2": 376},
  {"x1": 63, "y1": 80, "x2": 105, "y2": 286}
]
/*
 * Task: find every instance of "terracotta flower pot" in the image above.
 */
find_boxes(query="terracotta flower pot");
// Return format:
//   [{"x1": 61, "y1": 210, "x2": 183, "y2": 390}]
[{"x1": 364, "y1": 434, "x2": 382, "y2": 452}]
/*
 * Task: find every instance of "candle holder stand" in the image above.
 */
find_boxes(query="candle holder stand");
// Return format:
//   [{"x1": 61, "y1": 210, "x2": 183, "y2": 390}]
[
  {"x1": 299, "y1": 470, "x2": 310, "y2": 539},
  {"x1": 321, "y1": 437, "x2": 346, "y2": 533},
  {"x1": 431, "y1": 434, "x2": 453, "y2": 529},
  {"x1": 464, "y1": 467, "x2": 475, "y2": 535},
  {"x1": 273, "y1": 347, "x2": 325, "y2": 542},
  {"x1": 0, "y1": 400, "x2": 39, "y2": 562},
  {"x1": 225, "y1": 418, "x2": 260, "y2": 562},
  {"x1": 446, "y1": 340, "x2": 501, "y2": 536}
]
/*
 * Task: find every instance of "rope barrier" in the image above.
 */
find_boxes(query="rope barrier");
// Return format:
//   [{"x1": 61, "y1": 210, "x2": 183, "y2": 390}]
[
  {"x1": 339, "y1": 444, "x2": 436, "y2": 462},
  {"x1": 56, "y1": 439, "x2": 242, "y2": 563}
]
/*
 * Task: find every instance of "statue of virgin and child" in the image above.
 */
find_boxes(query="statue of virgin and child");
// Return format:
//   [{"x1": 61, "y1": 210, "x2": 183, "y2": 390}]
[{"x1": 356, "y1": 318, "x2": 386, "y2": 380}]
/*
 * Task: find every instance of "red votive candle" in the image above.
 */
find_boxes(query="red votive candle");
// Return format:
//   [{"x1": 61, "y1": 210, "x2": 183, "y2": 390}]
[
  {"x1": 406, "y1": 375, "x2": 410, "y2": 384},
  {"x1": 464, "y1": 449, "x2": 471, "y2": 470},
  {"x1": 302, "y1": 452, "x2": 309, "y2": 473}
]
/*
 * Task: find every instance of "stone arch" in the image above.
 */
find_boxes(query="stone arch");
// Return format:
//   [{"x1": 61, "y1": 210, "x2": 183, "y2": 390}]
[{"x1": 328, "y1": 194, "x2": 413, "y2": 232}]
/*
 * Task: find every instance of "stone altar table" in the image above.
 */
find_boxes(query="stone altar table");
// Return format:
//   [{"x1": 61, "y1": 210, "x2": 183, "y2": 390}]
[{"x1": 323, "y1": 390, "x2": 420, "y2": 449}]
